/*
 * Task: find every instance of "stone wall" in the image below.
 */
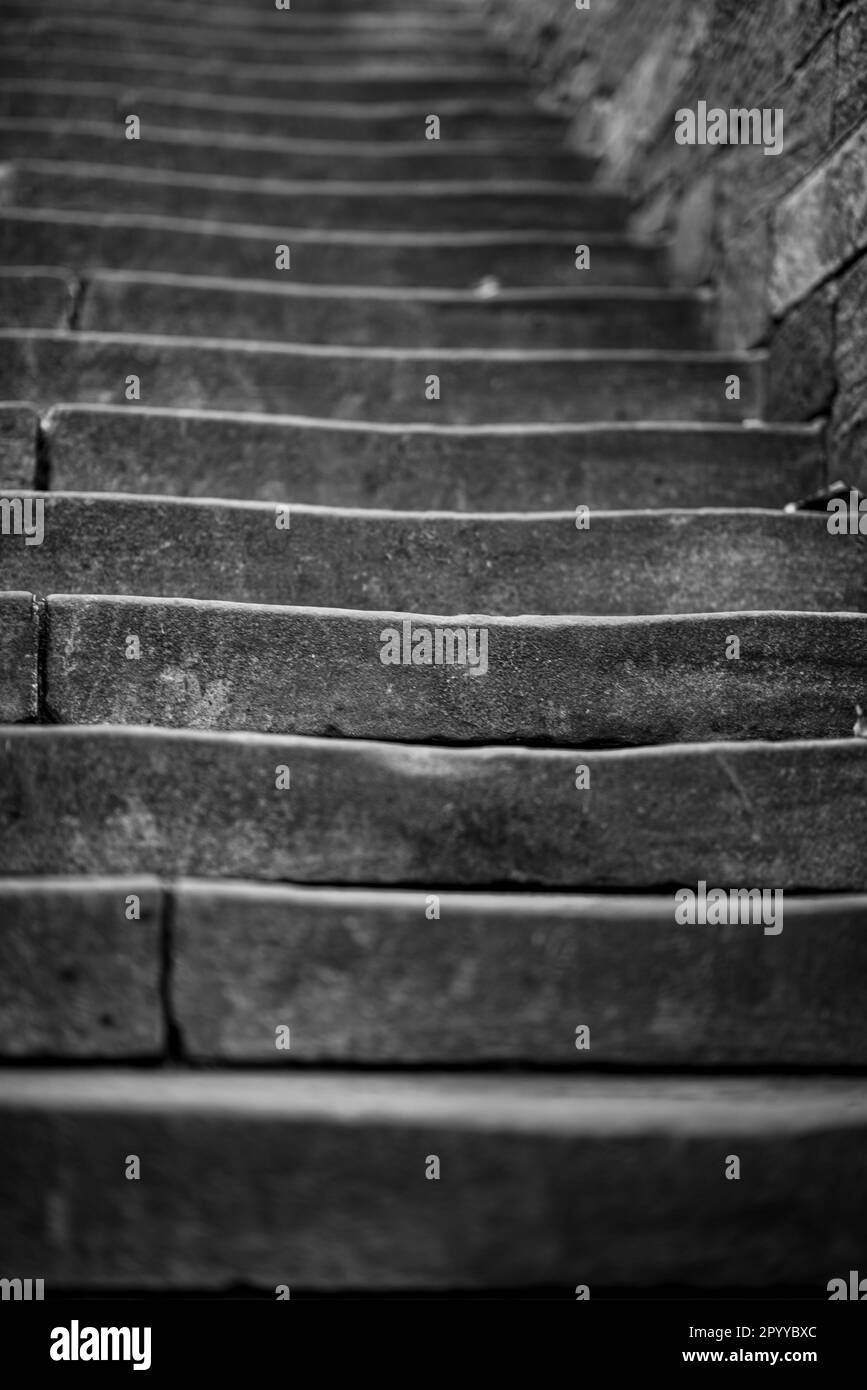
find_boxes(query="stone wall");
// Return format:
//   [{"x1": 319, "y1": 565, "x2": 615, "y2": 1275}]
[{"x1": 484, "y1": 0, "x2": 867, "y2": 487}]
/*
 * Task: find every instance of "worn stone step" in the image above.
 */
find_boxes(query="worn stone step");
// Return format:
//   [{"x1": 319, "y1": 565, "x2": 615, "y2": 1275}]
[
  {"x1": 80, "y1": 272, "x2": 713, "y2": 351},
  {"x1": 1, "y1": 161, "x2": 629, "y2": 233},
  {"x1": 0, "y1": 119, "x2": 597, "y2": 184},
  {"x1": 0, "y1": 331, "x2": 761, "y2": 422},
  {"x1": 0, "y1": 81, "x2": 563, "y2": 143},
  {"x1": 5, "y1": 497, "x2": 861, "y2": 615},
  {"x1": 0, "y1": 878, "x2": 163, "y2": 1058},
  {"x1": 0, "y1": 211, "x2": 664, "y2": 287},
  {"x1": 0, "y1": 591, "x2": 37, "y2": 722},
  {"x1": 0, "y1": 266, "x2": 74, "y2": 328},
  {"x1": 41, "y1": 407, "x2": 825, "y2": 510},
  {"x1": 170, "y1": 883, "x2": 867, "y2": 1066},
  {"x1": 2, "y1": 727, "x2": 865, "y2": 888},
  {"x1": 1, "y1": 1069, "x2": 865, "y2": 1289},
  {"x1": 0, "y1": 52, "x2": 530, "y2": 104},
  {"x1": 42, "y1": 599, "x2": 867, "y2": 747},
  {"x1": 0, "y1": 0, "x2": 488, "y2": 26},
  {"x1": 0, "y1": 403, "x2": 36, "y2": 489}
]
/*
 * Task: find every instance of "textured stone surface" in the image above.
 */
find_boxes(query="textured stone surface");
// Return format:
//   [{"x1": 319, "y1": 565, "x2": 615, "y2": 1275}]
[
  {"x1": 771, "y1": 119, "x2": 867, "y2": 315},
  {"x1": 834, "y1": 4, "x2": 867, "y2": 137},
  {"x1": 43, "y1": 407, "x2": 826, "y2": 510},
  {"x1": 830, "y1": 250, "x2": 867, "y2": 488},
  {"x1": 0, "y1": 267, "x2": 75, "y2": 328},
  {"x1": 1, "y1": 727, "x2": 866, "y2": 888},
  {"x1": 172, "y1": 882, "x2": 867, "y2": 1066},
  {"x1": 45, "y1": 600, "x2": 867, "y2": 746},
  {"x1": 0, "y1": 120, "x2": 596, "y2": 185},
  {"x1": 0, "y1": 591, "x2": 37, "y2": 721},
  {"x1": 80, "y1": 273, "x2": 712, "y2": 351},
  {"x1": 0, "y1": 330, "x2": 764, "y2": 422},
  {"x1": 767, "y1": 284, "x2": 835, "y2": 421},
  {"x1": 0, "y1": 210, "x2": 665, "y2": 288},
  {"x1": 3, "y1": 160, "x2": 628, "y2": 233},
  {"x1": 0, "y1": 84, "x2": 562, "y2": 144},
  {"x1": 0, "y1": 402, "x2": 37, "y2": 488},
  {"x1": 1, "y1": 1070, "x2": 866, "y2": 1288},
  {"x1": 0, "y1": 878, "x2": 163, "y2": 1057},
  {"x1": 4, "y1": 497, "x2": 864, "y2": 615}
]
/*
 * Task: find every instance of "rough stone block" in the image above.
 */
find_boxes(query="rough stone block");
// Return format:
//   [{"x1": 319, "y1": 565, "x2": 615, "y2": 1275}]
[
  {"x1": 767, "y1": 283, "x2": 835, "y2": 420},
  {"x1": 0, "y1": 403, "x2": 37, "y2": 488},
  {"x1": 0, "y1": 590, "x2": 37, "y2": 721},
  {"x1": 830, "y1": 250, "x2": 867, "y2": 489},
  {"x1": 0, "y1": 267, "x2": 75, "y2": 329}
]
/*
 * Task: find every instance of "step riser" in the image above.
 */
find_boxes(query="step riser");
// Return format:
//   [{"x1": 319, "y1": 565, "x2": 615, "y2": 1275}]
[
  {"x1": 0, "y1": 88, "x2": 563, "y2": 142},
  {"x1": 78, "y1": 280, "x2": 712, "y2": 351},
  {"x1": 2, "y1": 164, "x2": 628, "y2": 232},
  {"x1": 2, "y1": 881, "x2": 866, "y2": 1066},
  {"x1": 0, "y1": 125, "x2": 596, "y2": 184},
  {"x1": 40, "y1": 408, "x2": 826, "y2": 510},
  {"x1": 0, "y1": 592, "x2": 37, "y2": 721},
  {"x1": 1, "y1": 1070, "x2": 866, "y2": 1289},
  {"x1": 0, "y1": 214, "x2": 661, "y2": 288},
  {"x1": 42, "y1": 600, "x2": 867, "y2": 747},
  {"x1": 3, "y1": 500, "x2": 858, "y2": 615},
  {"x1": 0, "y1": 269, "x2": 73, "y2": 329},
  {"x1": 0, "y1": 404, "x2": 35, "y2": 489},
  {"x1": 0, "y1": 333, "x2": 761, "y2": 423},
  {"x1": 2, "y1": 729, "x2": 866, "y2": 888}
]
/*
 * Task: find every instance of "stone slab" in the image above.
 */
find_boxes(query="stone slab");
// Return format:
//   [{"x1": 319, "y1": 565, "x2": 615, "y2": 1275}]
[
  {"x1": 1, "y1": 726, "x2": 865, "y2": 888},
  {"x1": 0, "y1": 211, "x2": 665, "y2": 288},
  {"x1": 44, "y1": 599, "x2": 867, "y2": 746},
  {"x1": 1, "y1": 1069, "x2": 865, "y2": 1288},
  {"x1": 43, "y1": 408, "x2": 825, "y2": 510},
  {"x1": 0, "y1": 0, "x2": 486, "y2": 25},
  {"x1": 0, "y1": 590, "x2": 37, "y2": 721},
  {"x1": 80, "y1": 272, "x2": 712, "y2": 351},
  {"x1": 0, "y1": 267, "x2": 75, "y2": 329},
  {"x1": 0, "y1": 877, "x2": 163, "y2": 1057},
  {"x1": 2, "y1": 160, "x2": 629, "y2": 232},
  {"x1": 171, "y1": 882, "x2": 867, "y2": 1066},
  {"x1": 0, "y1": 118, "x2": 597, "y2": 184},
  {"x1": 0, "y1": 402, "x2": 37, "y2": 488},
  {"x1": 0, "y1": 330, "x2": 763, "y2": 422},
  {"x1": 4, "y1": 497, "x2": 862, "y2": 616}
]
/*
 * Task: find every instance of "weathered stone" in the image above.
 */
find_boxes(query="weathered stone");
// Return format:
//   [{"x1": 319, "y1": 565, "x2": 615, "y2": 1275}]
[
  {"x1": 0, "y1": 267, "x2": 74, "y2": 328},
  {"x1": 80, "y1": 272, "x2": 712, "y2": 351},
  {"x1": 1, "y1": 727, "x2": 865, "y2": 888},
  {"x1": 771, "y1": 120, "x2": 867, "y2": 314},
  {"x1": 0, "y1": 118, "x2": 597, "y2": 184},
  {"x1": 833, "y1": 5, "x2": 867, "y2": 138},
  {"x1": 2, "y1": 0, "x2": 486, "y2": 31},
  {"x1": 0, "y1": 211, "x2": 665, "y2": 288},
  {"x1": 172, "y1": 882, "x2": 867, "y2": 1065},
  {"x1": 5, "y1": 497, "x2": 862, "y2": 615},
  {"x1": 45, "y1": 599, "x2": 867, "y2": 745},
  {"x1": 0, "y1": 878, "x2": 163, "y2": 1056},
  {"x1": 0, "y1": 330, "x2": 762, "y2": 422},
  {"x1": 1, "y1": 1070, "x2": 865, "y2": 1288},
  {"x1": 767, "y1": 283, "x2": 835, "y2": 420},
  {"x1": 830, "y1": 250, "x2": 867, "y2": 490},
  {"x1": 43, "y1": 406, "x2": 825, "y2": 510},
  {"x1": 3, "y1": 160, "x2": 628, "y2": 232},
  {"x1": 0, "y1": 591, "x2": 37, "y2": 721},
  {"x1": 0, "y1": 403, "x2": 37, "y2": 488}
]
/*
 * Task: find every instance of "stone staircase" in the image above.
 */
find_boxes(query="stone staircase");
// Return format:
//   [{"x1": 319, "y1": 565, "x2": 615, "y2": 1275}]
[{"x1": 1, "y1": 0, "x2": 866, "y2": 1297}]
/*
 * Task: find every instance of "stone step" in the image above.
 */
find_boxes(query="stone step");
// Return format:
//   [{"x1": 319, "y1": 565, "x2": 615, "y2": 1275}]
[
  {"x1": 4, "y1": 18, "x2": 512, "y2": 61},
  {"x1": 40, "y1": 407, "x2": 825, "y2": 510},
  {"x1": 1, "y1": 1069, "x2": 865, "y2": 1289},
  {"x1": 1, "y1": 161, "x2": 629, "y2": 232},
  {"x1": 2, "y1": 880, "x2": 867, "y2": 1067},
  {"x1": 79, "y1": 271, "x2": 713, "y2": 351},
  {"x1": 42, "y1": 598, "x2": 867, "y2": 746},
  {"x1": 0, "y1": 878, "x2": 163, "y2": 1058},
  {"x1": 0, "y1": 331, "x2": 761, "y2": 421},
  {"x1": 5, "y1": 496, "x2": 860, "y2": 615},
  {"x1": 0, "y1": 591, "x2": 37, "y2": 721},
  {"x1": 0, "y1": 211, "x2": 664, "y2": 287},
  {"x1": 0, "y1": 266, "x2": 74, "y2": 328},
  {"x1": 0, "y1": 52, "x2": 530, "y2": 104},
  {"x1": 2, "y1": 726, "x2": 865, "y2": 888},
  {"x1": 0, "y1": 119, "x2": 597, "y2": 184},
  {"x1": 0, "y1": 81, "x2": 563, "y2": 143},
  {"x1": 0, "y1": 0, "x2": 489, "y2": 26},
  {"x1": 0, "y1": 402, "x2": 36, "y2": 488}
]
